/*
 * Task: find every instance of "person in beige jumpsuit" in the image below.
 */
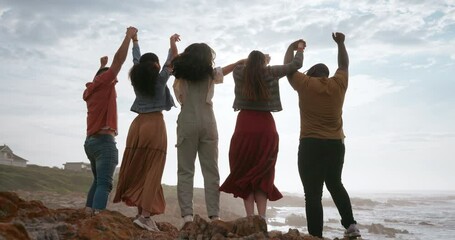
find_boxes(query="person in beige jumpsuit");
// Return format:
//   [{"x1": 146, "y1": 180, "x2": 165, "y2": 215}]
[{"x1": 172, "y1": 43, "x2": 244, "y2": 222}]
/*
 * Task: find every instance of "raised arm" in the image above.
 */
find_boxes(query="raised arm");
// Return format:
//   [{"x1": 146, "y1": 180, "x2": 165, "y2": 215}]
[
  {"x1": 109, "y1": 26, "x2": 138, "y2": 75},
  {"x1": 269, "y1": 40, "x2": 305, "y2": 78},
  {"x1": 221, "y1": 59, "x2": 246, "y2": 76},
  {"x1": 332, "y1": 32, "x2": 349, "y2": 71},
  {"x1": 284, "y1": 40, "x2": 305, "y2": 64},
  {"x1": 170, "y1": 33, "x2": 181, "y2": 59},
  {"x1": 132, "y1": 32, "x2": 141, "y2": 65},
  {"x1": 163, "y1": 34, "x2": 181, "y2": 70}
]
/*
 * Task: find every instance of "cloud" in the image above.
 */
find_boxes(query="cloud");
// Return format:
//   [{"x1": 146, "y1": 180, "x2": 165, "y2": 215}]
[
  {"x1": 391, "y1": 132, "x2": 455, "y2": 143},
  {"x1": 401, "y1": 57, "x2": 437, "y2": 69},
  {"x1": 345, "y1": 74, "x2": 407, "y2": 107}
]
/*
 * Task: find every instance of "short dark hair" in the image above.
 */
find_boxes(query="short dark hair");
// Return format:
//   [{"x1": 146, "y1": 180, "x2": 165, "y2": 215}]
[
  {"x1": 95, "y1": 67, "x2": 109, "y2": 76},
  {"x1": 307, "y1": 63, "x2": 329, "y2": 77}
]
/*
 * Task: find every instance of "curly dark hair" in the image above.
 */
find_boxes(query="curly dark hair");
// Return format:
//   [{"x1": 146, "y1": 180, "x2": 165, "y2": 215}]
[
  {"x1": 129, "y1": 53, "x2": 160, "y2": 97},
  {"x1": 172, "y1": 43, "x2": 215, "y2": 81},
  {"x1": 243, "y1": 50, "x2": 270, "y2": 100}
]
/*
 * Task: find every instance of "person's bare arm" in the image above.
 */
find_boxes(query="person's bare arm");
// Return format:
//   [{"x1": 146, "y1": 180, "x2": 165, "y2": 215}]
[
  {"x1": 222, "y1": 59, "x2": 246, "y2": 76},
  {"x1": 332, "y1": 32, "x2": 349, "y2": 71},
  {"x1": 163, "y1": 34, "x2": 181, "y2": 70},
  {"x1": 283, "y1": 39, "x2": 305, "y2": 65},
  {"x1": 170, "y1": 33, "x2": 181, "y2": 59},
  {"x1": 283, "y1": 39, "x2": 305, "y2": 79},
  {"x1": 282, "y1": 40, "x2": 305, "y2": 89},
  {"x1": 109, "y1": 26, "x2": 138, "y2": 75}
]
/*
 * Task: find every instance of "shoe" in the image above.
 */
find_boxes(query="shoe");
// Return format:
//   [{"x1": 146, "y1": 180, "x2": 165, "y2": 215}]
[
  {"x1": 183, "y1": 215, "x2": 194, "y2": 223},
  {"x1": 344, "y1": 223, "x2": 361, "y2": 238},
  {"x1": 133, "y1": 216, "x2": 160, "y2": 232}
]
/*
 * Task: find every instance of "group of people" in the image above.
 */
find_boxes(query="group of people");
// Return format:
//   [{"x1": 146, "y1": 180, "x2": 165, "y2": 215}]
[{"x1": 82, "y1": 26, "x2": 361, "y2": 239}]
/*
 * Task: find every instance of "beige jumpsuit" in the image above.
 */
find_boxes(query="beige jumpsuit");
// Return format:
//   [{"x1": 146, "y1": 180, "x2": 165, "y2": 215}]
[{"x1": 173, "y1": 68, "x2": 223, "y2": 218}]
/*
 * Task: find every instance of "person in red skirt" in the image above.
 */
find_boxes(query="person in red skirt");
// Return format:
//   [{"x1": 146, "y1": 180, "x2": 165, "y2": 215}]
[{"x1": 219, "y1": 40, "x2": 305, "y2": 218}]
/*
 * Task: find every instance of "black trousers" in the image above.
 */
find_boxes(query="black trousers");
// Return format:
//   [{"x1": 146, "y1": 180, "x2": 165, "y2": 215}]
[{"x1": 298, "y1": 138, "x2": 356, "y2": 238}]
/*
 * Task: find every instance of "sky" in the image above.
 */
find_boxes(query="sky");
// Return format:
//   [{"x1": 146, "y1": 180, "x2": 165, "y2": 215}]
[{"x1": 1, "y1": 0, "x2": 454, "y2": 194}]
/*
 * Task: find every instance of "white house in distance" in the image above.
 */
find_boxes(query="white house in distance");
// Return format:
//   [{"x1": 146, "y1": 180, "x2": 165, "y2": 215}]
[
  {"x1": 0, "y1": 144, "x2": 28, "y2": 167},
  {"x1": 63, "y1": 162, "x2": 91, "y2": 172}
]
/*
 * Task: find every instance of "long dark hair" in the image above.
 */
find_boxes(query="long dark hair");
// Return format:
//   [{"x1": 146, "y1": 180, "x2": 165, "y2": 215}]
[
  {"x1": 243, "y1": 50, "x2": 270, "y2": 100},
  {"x1": 172, "y1": 43, "x2": 215, "y2": 81},
  {"x1": 129, "y1": 53, "x2": 160, "y2": 96}
]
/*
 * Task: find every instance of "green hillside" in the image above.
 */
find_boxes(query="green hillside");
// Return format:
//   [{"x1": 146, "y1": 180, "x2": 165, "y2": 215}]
[{"x1": 0, "y1": 164, "x2": 94, "y2": 193}]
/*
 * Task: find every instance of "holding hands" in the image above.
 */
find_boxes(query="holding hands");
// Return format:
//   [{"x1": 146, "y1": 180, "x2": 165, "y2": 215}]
[
  {"x1": 126, "y1": 26, "x2": 138, "y2": 39},
  {"x1": 290, "y1": 39, "x2": 306, "y2": 51}
]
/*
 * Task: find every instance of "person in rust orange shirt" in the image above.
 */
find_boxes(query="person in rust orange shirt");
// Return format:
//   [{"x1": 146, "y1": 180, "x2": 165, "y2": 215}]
[
  {"x1": 83, "y1": 26, "x2": 137, "y2": 215},
  {"x1": 284, "y1": 32, "x2": 361, "y2": 239}
]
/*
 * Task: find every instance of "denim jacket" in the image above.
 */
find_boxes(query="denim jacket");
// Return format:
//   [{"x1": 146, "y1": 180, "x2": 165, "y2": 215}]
[{"x1": 130, "y1": 43, "x2": 176, "y2": 113}]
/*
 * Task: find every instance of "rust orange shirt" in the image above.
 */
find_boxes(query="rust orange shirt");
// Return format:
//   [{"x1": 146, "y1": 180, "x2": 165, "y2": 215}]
[
  {"x1": 83, "y1": 68, "x2": 118, "y2": 137},
  {"x1": 288, "y1": 69, "x2": 348, "y2": 140}
]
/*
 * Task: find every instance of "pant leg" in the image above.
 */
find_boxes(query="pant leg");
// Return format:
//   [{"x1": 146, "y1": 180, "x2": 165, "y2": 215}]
[
  {"x1": 325, "y1": 140, "x2": 356, "y2": 229},
  {"x1": 84, "y1": 139, "x2": 96, "y2": 208},
  {"x1": 298, "y1": 138, "x2": 325, "y2": 238},
  {"x1": 85, "y1": 135, "x2": 118, "y2": 210},
  {"x1": 176, "y1": 122, "x2": 199, "y2": 217},
  {"x1": 198, "y1": 121, "x2": 220, "y2": 218}
]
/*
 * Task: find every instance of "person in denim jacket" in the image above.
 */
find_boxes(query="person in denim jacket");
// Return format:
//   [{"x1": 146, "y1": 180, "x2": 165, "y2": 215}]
[{"x1": 114, "y1": 32, "x2": 180, "y2": 232}]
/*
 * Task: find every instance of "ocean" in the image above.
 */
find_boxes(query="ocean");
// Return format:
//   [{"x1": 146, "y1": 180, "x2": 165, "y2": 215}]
[{"x1": 267, "y1": 192, "x2": 455, "y2": 239}]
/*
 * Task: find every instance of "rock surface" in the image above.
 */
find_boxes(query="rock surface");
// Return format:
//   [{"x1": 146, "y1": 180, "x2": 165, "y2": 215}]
[{"x1": 0, "y1": 192, "x2": 327, "y2": 240}]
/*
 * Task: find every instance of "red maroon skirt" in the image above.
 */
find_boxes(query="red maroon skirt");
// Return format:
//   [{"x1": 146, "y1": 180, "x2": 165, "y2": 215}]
[{"x1": 219, "y1": 110, "x2": 282, "y2": 201}]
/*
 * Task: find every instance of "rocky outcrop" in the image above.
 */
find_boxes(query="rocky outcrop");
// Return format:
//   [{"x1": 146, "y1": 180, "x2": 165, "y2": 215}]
[
  {"x1": 0, "y1": 192, "x2": 179, "y2": 240},
  {"x1": 0, "y1": 192, "x2": 322, "y2": 240}
]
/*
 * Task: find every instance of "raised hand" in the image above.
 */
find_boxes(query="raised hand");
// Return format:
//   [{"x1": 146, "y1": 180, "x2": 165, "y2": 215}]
[
  {"x1": 297, "y1": 40, "x2": 306, "y2": 50},
  {"x1": 290, "y1": 39, "x2": 306, "y2": 50},
  {"x1": 100, "y1": 56, "x2": 108, "y2": 68},
  {"x1": 333, "y1": 32, "x2": 348, "y2": 70},
  {"x1": 170, "y1": 33, "x2": 181, "y2": 43},
  {"x1": 126, "y1": 26, "x2": 138, "y2": 39},
  {"x1": 170, "y1": 33, "x2": 181, "y2": 59},
  {"x1": 332, "y1": 32, "x2": 345, "y2": 44}
]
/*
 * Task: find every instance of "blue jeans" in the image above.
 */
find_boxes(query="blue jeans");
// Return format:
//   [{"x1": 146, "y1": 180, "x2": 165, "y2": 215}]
[
  {"x1": 298, "y1": 138, "x2": 356, "y2": 238},
  {"x1": 84, "y1": 134, "x2": 118, "y2": 210}
]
